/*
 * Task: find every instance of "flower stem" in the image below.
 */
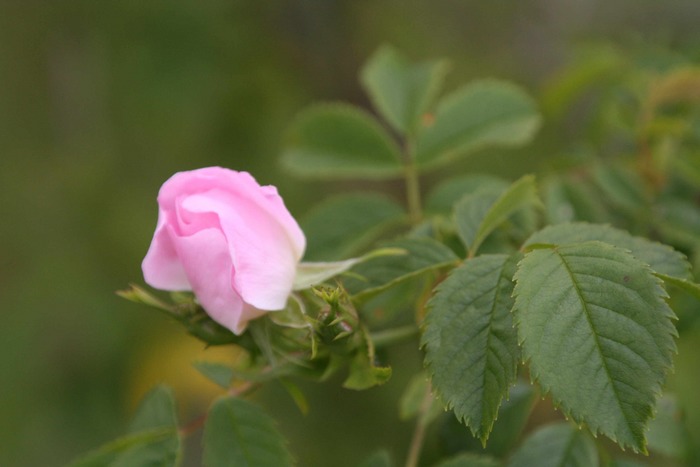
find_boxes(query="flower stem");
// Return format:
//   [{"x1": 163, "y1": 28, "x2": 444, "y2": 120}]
[
  {"x1": 404, "y1": 160, "x2": 423, "y2": 225},
  {"x1": 405, "y1": 382, "x2": 434, "y2": 467},
  {"x1": 370, "y1": 325, "x2": 419, "y2": 348}
]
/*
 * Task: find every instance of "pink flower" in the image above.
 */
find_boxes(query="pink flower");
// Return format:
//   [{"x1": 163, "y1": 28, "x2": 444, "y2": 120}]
[{"x1": 142, "y1": 167, "x2": 306, "y2": 334}]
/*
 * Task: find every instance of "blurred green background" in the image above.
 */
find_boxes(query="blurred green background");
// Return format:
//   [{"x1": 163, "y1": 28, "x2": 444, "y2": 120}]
[{"x1": 2, "y1": 1, "x2": 700, "y2": 466}]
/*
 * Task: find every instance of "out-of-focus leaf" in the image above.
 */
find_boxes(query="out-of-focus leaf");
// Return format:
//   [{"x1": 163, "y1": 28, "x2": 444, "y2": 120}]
[
  {"x1": 294, "y1": 248, "x2": 405, "y2": 290},
  {"x1": 203, "y1": 397, "x2": 293, "y2": 467},
  {"x1": 192, "y1": 361, "x2": 234, "y2": 389},
  {"x1": 343, "y1": 349, "x2": 392, "y2": 390},
  {"x1": 543, "y1": 176, "x2": 611, "y2": 224},
  {"x1": 399, "y1": 372, "x2": 442, "y2": 423},
  {"x1": 513, "y1": 242, "x2": 677, "y2": 452},
  {"x1": 541, "y1": 45, "x2": 622, "y2": 118},
  {"x1": 524, "y1": 222, "x2": 693, "y2": 280},
  {"x1": 655, "y1": 198, "x2": 700, "y2": 250},
  {"x1": 70, "y1": 386, "x2": 180, "y2": 467},
  {"x1": 646, "y1": 395, "x2": 689, "y2": 460},
  {"x1": 456, "y1": 175, "x2": 540, "y2": 256},
  {"x1": 360, "y1": 44, "x2": 449, "y2": 134},
  {"x1": 423, "y1": 254, "x2": 520, "y2": 444},
  {"x1": 425, "y1": 174, "x2": 508, "y2": 214},
  {"x1": 481, "y1": 382, "x2": 536, "y2": 456},
  {"x1": 433, "y1": 453, "x2": 500, "y2": 467},
  {"x1": 342, "y1": 237, "x2": 458, "y2": 298},
  {"x1": 300, "y1": 193, "x2": 406, "y2": 261},
  {"x1": 593, "y1": 165, "x2": 649, "y2": 215},
  {"x1": 281, "y1": 104, "x2": 403, "y2": 179},
  {"x1": 655, "y1": 273, "x2": 700, "y2": 301},
  {"x1": 608, "y1": 460, "x2": 648, "y2": 467},
  {"x1": 415, "y1": 80, "x2": 540, "y2": 169},
  {"x1": 453, "y1": 188, "x2": 503, "y2": 253},
  {"x1": 279, "y1": 379, "x2": 309, "y2": 415},
  {"x1": 507, "y1": 422, "x2": 598, "y2": 467},
  {"x1": 128, "y1": 386, "x2": 179, "y2": 434},
  {"x1": 357, "y1": 449, "x2": 393, "y2": 467},
  {"x1": 437, "y1": 381, "x2": 535, "y2": 458},
  {"x1": 69, "y1": 429, "x2": 179, "y2": 467},
  {"x1": 647, "y1": 67, "x2": 700, "y2": 112}
]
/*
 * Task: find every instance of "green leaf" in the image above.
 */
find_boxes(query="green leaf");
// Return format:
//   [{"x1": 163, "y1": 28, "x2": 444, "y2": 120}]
[
  {"x1": 281, "y1": 103, "x2": 403, "y2": 179},
  {"x1": 655, "y1": 198, "x2": 700, "y2": 250},
  {"x1": 453, "y1": 187, "x2": 503, "y2": 252},
  {"x1": 655, "y1": 273, "x2": 700, "y2": 301},
  {"x1": 425, "y1": 174, "x2": 509, "y2": 214},
  {"x1": 512, "y1": 242, "x2": 677, "y2": 452},
  {"x1": 433, "y1": 453, "x2": 500, "y2": 467},
  {"x1": 646, "y1": 395, "x2": 689, "y2": 460},
  {"x1": 293, "y1": 248, "x2": 406, "y2": 290},
  {"x1": 343, "y1": 349, "x2": 392, "y2": 390},
  {"x1": 70, "y1": 386, "x2": 180, "y2": 467},
  {"x1": 360, "y1": 44, "x2": 449, "y2": 134},
  {"x1": 415, "y1": 80, "x2": 540, "y2": 169},
  {"x1": 524, "y1": 222, "x2": 692, "y2": 280},
  {"x1": 357, "y1": 449, "x2": 393, "y2": 467},
  {"x1": 507, "y1": 422, "x2": 598, "y2": 467},
  {"x1": 342, "y1": 237, "x2": 459, "y2": 298},
  {"x1": 193, "y1": 361, "x2": 235, "y2": 389},
  {"x1": 399, "y1": 372, "x2": 442, "y2": 423},
  {"x1": 300, "y1": 193, "x2": 406, "y2": 261},
  {"x1": 279, "y1": 379, "x2": 309, "y2": 415},
  {"x1": 128, "y1": 385, "x2": 179, "y2": 433},
  {"x1": 423, "y1": 253, "x2": 521, "y2": 444},
  {"x1": 203, "y1": 397, "x2": 294, "y2": 467},
  {"x1": 540, "y1": 44, "x2": 621, "y2": 118},
  {"x1": 69, "y1": 429, "x2": 180, "y2": 467},
  {"x1": 592, "y1": 165, "x2": 649, "y2": 215},
  {"x1": 542, "y1": 176, "x2": 611, "y2": 224},
  {"x1": 456, "y1": 175, "x2": 540, "y2": 256},
  {"x1": 608, "y1": 460, "x2": 648, "y2": 467},
  {"x1": 437, "y1": 381, "x2": 535, "y2": 457},
  {"x1": 481, "y1": 381, "x2": 536, "y2": 456}
]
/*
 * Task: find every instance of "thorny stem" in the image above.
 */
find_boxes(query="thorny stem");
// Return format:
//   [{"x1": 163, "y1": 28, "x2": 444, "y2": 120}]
[{"x1": 405, "y1": 381, "x2": 435, "y2": 467}]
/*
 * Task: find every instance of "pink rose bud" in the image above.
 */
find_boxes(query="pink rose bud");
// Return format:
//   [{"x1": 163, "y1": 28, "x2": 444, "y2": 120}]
[{"x1": 142, "y1": 167, "x2": 306, "y2": 334}]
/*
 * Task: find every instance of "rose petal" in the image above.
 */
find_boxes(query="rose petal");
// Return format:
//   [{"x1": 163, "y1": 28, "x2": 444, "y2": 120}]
[
  {"x1": 173, "y1": 227, "x2": 257, "y2": 334},
  {"x1": 142, "y1": 213, "x2": 191, "y2": 291},
  {"x1": 181, "y1": 189, "x2": 298, "y2": 310}
]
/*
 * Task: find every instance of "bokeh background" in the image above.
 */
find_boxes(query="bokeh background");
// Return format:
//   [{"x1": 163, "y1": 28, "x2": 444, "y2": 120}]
[{"x1": 2, "y1": 1, "x2": 700, "y2": 465}]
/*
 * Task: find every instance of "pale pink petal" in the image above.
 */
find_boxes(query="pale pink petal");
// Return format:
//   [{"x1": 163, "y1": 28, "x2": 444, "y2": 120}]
[
  {"x1": 142, "y1": 166, "x2": 305, "y2": 332},
  {"x1": 142, "y1": 214, "x2": 191, "y2": 291},
  {"x1": 181, "y1": 189, "x2": 297, "y2": 310},
  {"x1": 173, "y1": 228, "x2": 250, "y2": 334}
]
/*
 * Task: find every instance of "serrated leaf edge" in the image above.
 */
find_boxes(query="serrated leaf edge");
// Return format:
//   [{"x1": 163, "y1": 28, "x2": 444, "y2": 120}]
[
  {"x1": 423, "y1": 253, "x2": 520, "y2": 443},
  {"x1": 511, "y1": 241, "x2": 678, "y2": 453}
]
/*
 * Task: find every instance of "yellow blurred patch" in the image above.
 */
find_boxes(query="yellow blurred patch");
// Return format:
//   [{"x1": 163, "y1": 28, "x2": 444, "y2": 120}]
[{"x1": 125, "y1": 329, "x2": 246, "y2": 416}]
